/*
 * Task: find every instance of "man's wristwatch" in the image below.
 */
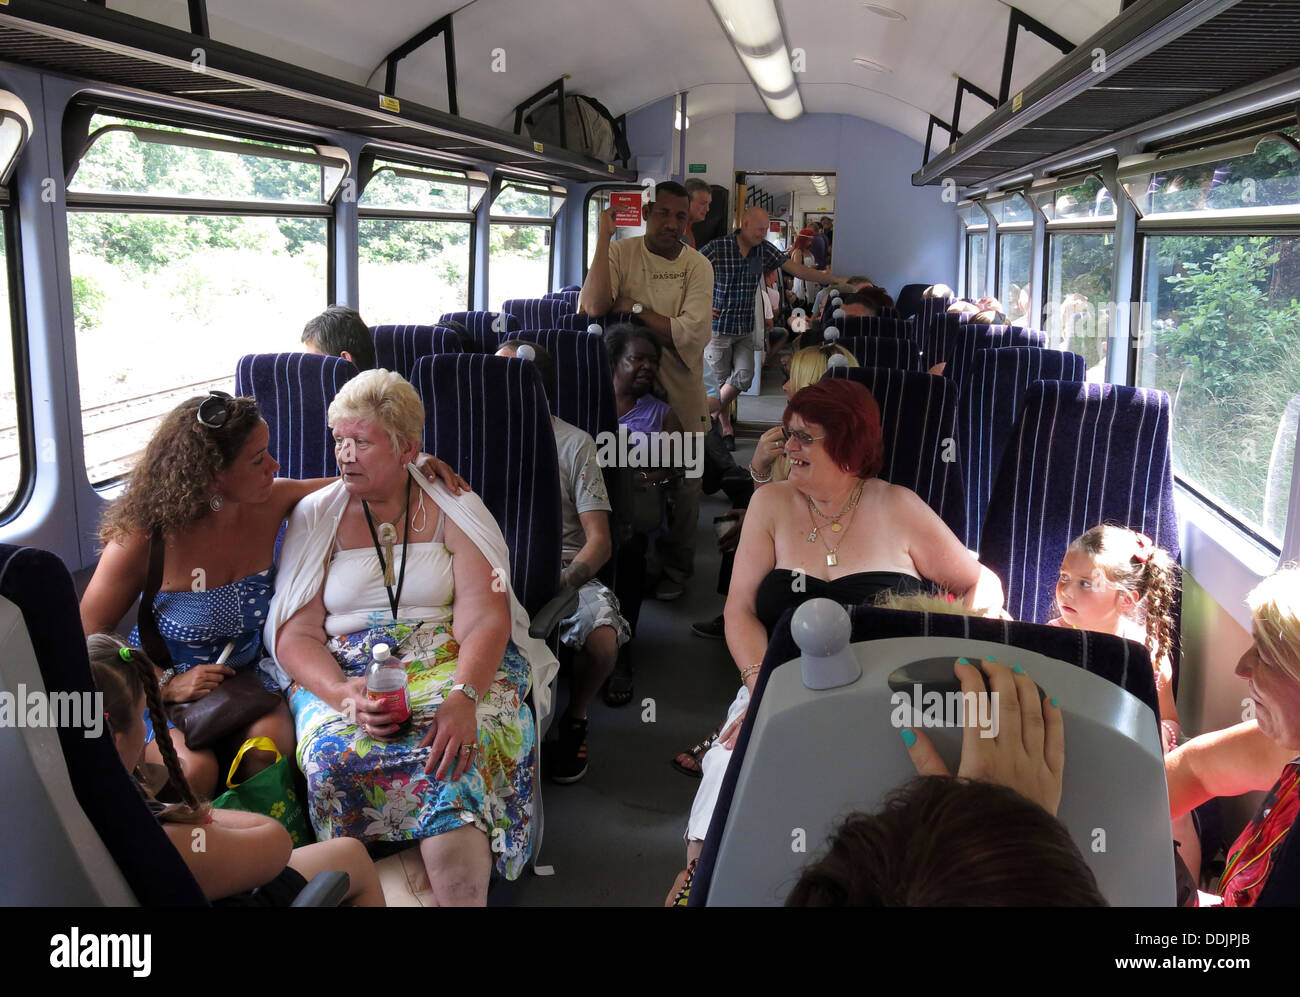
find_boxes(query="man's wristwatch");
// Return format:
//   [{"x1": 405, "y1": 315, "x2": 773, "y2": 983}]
[
  {"x1": 450, "y1": 682, "x2": 480, "y2": 705},
  {"x1": 631, "y1": 302, "x2": 643, "y2": 315}
]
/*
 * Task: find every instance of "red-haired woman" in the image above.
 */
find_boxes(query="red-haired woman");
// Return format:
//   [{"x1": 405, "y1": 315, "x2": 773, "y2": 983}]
[{"x1": 668, "y1": 378, "x2": 1004, "y2": 903}]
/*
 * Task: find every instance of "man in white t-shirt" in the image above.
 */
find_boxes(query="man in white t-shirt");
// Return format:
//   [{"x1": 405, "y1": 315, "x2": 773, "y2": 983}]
[{"x1": 497, "y1": 341, "x2": 629, "y2": 784}]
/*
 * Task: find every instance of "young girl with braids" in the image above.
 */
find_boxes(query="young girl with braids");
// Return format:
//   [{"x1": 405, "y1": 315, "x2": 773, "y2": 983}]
[
  {"x1": 87, "y1": 633, "x2": 384, "y2": 906},
  {"x1": 1047, "y1": 525, "x2": 1182, "y2": 748}
]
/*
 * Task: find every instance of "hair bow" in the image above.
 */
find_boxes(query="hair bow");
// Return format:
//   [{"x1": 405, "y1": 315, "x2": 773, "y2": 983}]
[{"x1": 1131, "y1": 532, "x2": 1154, "y2": 563}]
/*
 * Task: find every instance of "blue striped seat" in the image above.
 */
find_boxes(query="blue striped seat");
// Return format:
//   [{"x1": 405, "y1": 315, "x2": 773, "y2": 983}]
[
  {"x1": 235, "y1": 353, "x2": 360, "y2": 479},
  {"x1": 826, "y1": 315, "x2": 913, "y2": 340},
  {"x1": 978, "y1": 380, "x2": 1180, "y2": 627},
  {"x1": 412, "y1": 354, "x2": 563, "y2": 625},
  {"x1": 941, "y1": 323, "x2": 1047, "y2": 393},
  {"x1": 503, "y1": 297, "x2": 580, "y2": 331},
  {"x1": 842, "y1": 336, "x2": 924, "y2": 372},
  {"x1": 371, "y1": 324, "x2": 463, "y2": 381},
  {"x1": 690, "y1": 602, "x2": 1162, "y2": 906},
  {"x1": 825, "y1": 365, "x2": 967, "y2": 544},
  {"x1": 542, "y1": 290, "x2": 581, "y2": 310},
  {"x1": 895, "y1": 283, "x2": 929, "y2": 321},
  {"x1": 915, "y1": 293, "x2": 953, "y2": 334},
  {"x1": 438, "y1": 311, "x2": 519, "y2": 352},
  {"x1": 0, "y1": 544, "x2": 206, "y2": 905},
  {"x1": 961, "y1": 348, "x2": 1087, "y2": 552}
]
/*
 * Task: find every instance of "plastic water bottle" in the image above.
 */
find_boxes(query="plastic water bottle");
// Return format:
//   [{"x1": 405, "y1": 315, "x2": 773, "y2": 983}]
[{"x1": 366, "y1": 643, "x2": 410, "y2": 725}]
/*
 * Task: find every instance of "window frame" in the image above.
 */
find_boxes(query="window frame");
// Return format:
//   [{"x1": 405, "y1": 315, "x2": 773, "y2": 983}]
[
  {"x1": 355, "y1": 150, "x2": 482, "y2": 316},
  {"x1": 488, "y1": 174, "x2": 563, "y2": 305},
  {"x1": 0, "y1": 191, "x2": 33, "y2": 524},
  {"x1": 582, "y1": 183, "x2": 645, "y2": 278},
  {"x1": 64, "y1": 106, "x2": 339, "y2": 490}
]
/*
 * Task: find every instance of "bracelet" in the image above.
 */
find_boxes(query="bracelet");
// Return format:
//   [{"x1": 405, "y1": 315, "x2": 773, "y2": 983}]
[
  {"x1": 748, "y1": 463, "x2": 773, "y2": 483},
  {"x1": 740, "y1": 664, "x2": 761, "y2": 681}
]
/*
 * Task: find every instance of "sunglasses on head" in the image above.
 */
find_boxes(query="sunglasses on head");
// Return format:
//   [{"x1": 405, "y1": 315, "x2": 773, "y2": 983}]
[
  {"x1": 196, "y1": 390, "x2": 234, "y2": 429},
  {"x1": 782, "y1": 426, "x2": 825, "y2": 446}
]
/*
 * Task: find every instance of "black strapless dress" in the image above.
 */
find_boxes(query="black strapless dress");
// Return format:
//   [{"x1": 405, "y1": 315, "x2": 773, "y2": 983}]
[{"x1": 753, "y1": 568, "x2": 924, "y2": 634}]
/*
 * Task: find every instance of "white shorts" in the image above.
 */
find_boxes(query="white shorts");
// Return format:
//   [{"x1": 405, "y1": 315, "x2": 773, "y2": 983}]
[
  {"x1": 559, "y1": 577, "x2": 631, "y2": 651},
  {"x1": 686, "y1": 684, "x2": 751, "y2": 842}
]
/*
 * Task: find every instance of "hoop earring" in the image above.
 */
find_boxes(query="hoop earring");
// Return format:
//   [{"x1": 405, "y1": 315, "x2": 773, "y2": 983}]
[{"x1": 209, "y1": 494, "x2": 224, "y2": 512}]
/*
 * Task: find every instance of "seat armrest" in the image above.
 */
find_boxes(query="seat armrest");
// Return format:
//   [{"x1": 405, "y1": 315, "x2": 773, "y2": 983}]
[
  {"x1": 291, "y1": 870, "x2": 350, "y2": 907},
  {"x1": 529, "y1": 585, "x2": 580, "y2": 640}
]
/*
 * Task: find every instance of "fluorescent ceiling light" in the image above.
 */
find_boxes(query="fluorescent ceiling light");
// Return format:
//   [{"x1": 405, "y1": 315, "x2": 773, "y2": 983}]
[
  {"x1": 852, "y1": 57, "x2": 891, "y2": 72},
  {"x1": 862, "y1": 4, "x2": 907, "y2": 20},
  {"x1": 708, "y1": 0, "x2": 803, "y2": 121}
]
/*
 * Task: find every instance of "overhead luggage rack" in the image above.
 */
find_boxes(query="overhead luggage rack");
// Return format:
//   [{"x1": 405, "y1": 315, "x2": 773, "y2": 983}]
[
  {"x1": 915, "y1": 0, "x2": 1300, "y2": 190},
  {"x1": 0, "y1": 0, "x2": 636, "y2": 184}
]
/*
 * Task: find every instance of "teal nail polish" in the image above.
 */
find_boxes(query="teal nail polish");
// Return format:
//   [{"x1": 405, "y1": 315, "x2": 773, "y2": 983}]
[
  {"x1": 1012, "y1": 664, "x2": 1025, "y2": 675},
  {"x1": 956, "y1": 657, "x2": 971, "y2": 665},
  {"x1": 985, "y1": 656, "x2": 998, "y2": 663},
  {"x1": 900, "y1": 729, "x2": 917, "y2": 747},
  {"x1": 1050, "y1": 697, "x2": 1059, "y2": 708}
]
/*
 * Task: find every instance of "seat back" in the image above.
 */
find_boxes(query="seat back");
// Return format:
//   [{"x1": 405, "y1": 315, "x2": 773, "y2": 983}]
[
  {"x1": 979, "y1": 380, "x2": 1180, "y2": 626},
  {"x1": 235, "y1": 353, "x2": 360, "y2": 479},
  {"x1": 962, "y1": 348, "x2": 1087, "y2": 551},
  {"x1": 692, "y1": 604, "x2": 1169, "y2": 906},
  {"x1": 0, "y1": 545, "x2": 206, "y2": 906},
  {"x1": 895, "y1": 283, "x2": 929, "y2": 321},
  {"x1": 843, "y1": 336, "x2": 924, "y2": 372},
  {"x1": 371, "y1": 324, "x2": 463, "y2": 382},
  {"x1": 506, "y1": 330, "x2": 617, "y2": 445},
  {"x1": 916, "y1": 293, "x2": 953, "y2": 334},
  {"x1": 825, "y1": 366, "x2": 967, "y2": 544},
  {"x1": 543, "y1": 290, "x2": 581, "y2": 310},
  {"x1": 942, "y1": 323, "x2": 1048, "y2": 394},
  {"x1": 826, "y1": 315, "x2": 912, "y2": 340},
  {"x1": 503, "y1": 297, "x2": 578, "y2": 330},
  {"x1": 438, "y1": 311, "x2": 518, "y2": 351},
  {"x1": 412, "y1": 354, "x2": 562, "y2": 619}
]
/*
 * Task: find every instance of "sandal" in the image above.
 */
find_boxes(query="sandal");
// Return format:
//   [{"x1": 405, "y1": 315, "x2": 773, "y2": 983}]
[
  {"x1": 671, "y1": 725, "x2": 721, "y2": 778},
  {"x1": 603, "y1": 658, "x2": 634, "y2": 708}
]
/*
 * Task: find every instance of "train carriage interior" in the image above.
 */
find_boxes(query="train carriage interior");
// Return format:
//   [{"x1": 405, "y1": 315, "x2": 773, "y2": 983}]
[{"x1": 3, "y1": 0, "x2": 1300, "y2": 912}]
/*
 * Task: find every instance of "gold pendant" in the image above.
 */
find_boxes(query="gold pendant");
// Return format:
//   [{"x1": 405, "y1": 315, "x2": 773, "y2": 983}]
[
  {"x1": 831, "y1": 522, "x2": 842, "y2": 533},
  {"x1": 826, "y1": 551, "x2": 837, "y2": 567}
]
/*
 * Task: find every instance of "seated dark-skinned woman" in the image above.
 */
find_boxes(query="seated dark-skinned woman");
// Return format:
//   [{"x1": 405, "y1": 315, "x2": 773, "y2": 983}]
[{"x1": 668, "y1": 377, "x2": 1004, "y2": 904}]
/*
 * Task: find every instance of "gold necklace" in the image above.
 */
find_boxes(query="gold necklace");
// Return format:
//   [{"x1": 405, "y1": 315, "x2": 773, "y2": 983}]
[
  {"x1": 805, "y1": 482, "x2": 864, "y2": 566},
  {"x1": 805, "y1": 481, "x2": 864, "y2": 543}
]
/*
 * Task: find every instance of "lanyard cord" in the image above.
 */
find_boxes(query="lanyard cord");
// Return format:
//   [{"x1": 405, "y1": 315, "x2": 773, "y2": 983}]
[
  {"x1": 1220, "y1": 767, "x2": 1300, "y2": 893},
  {"x1": 361, "y1": 476, "x2": 411, "y2": 622}
]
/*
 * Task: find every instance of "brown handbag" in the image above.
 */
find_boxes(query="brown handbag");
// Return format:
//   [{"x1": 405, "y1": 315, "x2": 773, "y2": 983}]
[{"x1": 138, "y1": 529, "x2": 280, "y2": 750}]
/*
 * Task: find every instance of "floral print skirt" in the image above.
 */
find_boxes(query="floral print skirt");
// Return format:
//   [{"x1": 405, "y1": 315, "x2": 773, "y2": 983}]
[{"x1": 289, "y1": 620, "x2": 535, "y2": 879}]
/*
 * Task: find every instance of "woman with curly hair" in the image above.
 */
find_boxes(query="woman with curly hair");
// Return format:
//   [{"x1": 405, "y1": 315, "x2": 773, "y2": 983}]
[{"x1": 81, "y1": 390, "x2": 462, "y2": 797}]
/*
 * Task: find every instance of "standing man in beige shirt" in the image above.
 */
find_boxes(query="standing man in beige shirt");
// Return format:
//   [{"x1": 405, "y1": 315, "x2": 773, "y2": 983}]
[{"x1": 580, "y1": 180, "x2": 714, "y2": 601}]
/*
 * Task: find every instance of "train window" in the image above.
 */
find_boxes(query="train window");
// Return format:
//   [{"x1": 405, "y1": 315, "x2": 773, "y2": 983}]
[
  {"x1": 357, "y1": 157, "x2": 484, "y2": 324},
  {"x1": 1036, "y1": 175, "x2": 1116, "y2": 376},
  {"x1": 0, "y1": 95, "x2": 32, "y2": 517},
  {"x1": 488, "y1": 178, "x2": 564, "y2": 310},
  {"x1": 584, "y1": 185, "x2": 645, "y2": 272},
  {"x1": 959, "y1": 202, "x2": 988, "y2": 299},
  {"x1": 990, "y1": 194, "x2": 1033, "y2": 325},
  {"x1": 66, "y1": 113, "x2": 334, "y2": 486},
  {"x1": 1122, "y1": 130, "x2": 1300, "y2": 217}
]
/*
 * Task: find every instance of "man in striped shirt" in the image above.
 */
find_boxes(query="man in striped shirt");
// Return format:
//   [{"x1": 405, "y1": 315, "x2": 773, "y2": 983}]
[{"x1": 700, "y1": 207, "x2": 848, "y2": 445}]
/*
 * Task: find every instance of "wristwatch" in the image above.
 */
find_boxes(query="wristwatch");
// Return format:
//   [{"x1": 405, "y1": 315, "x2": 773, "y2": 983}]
[
  {"x1": 450, "y1": 682, "x2": 480, "y2": 704},
  {"x1": 631, "y1": 302, "x2": 643, "y2": 315}
]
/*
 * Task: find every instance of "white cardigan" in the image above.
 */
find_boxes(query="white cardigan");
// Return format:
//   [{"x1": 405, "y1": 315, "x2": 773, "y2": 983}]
[{"x1": 263, "y1": 467, "x2": 560, "y2": 723}]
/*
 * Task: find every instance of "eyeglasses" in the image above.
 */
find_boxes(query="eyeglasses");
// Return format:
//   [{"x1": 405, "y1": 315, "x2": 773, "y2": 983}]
[
  {"x1": 782, "y1": 426, "x2": 825, "y2": 446},
  {"x1": 196, "y1": 391, "x2": 234, "y2": 428}
]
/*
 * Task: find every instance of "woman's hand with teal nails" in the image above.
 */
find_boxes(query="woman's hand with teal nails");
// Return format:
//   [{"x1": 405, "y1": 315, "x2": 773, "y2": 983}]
[{"x1": 900, "y1": 658, "x2": 1066, "y2": 816}]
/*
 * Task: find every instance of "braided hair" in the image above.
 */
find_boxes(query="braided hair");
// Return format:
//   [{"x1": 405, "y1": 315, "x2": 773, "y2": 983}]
[
  {"x1": 86, "y1": 633, "x2": 209, "y2": 822},
  {"x1": 1069, "y1": 525, "x2": 1180, "y2": 666}
]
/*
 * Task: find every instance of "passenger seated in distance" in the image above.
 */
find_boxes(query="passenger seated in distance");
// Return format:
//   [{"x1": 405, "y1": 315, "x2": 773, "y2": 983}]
[
  {"x1": 301, "y1": 304, "x2": 376, "y2": 370},
  {"x1": 922, "y1": 283, "x2": 954, "y2": 299},
  {"x1": 1166, "y1": 569, "x2": 1300, "y2": 907},
  {"x1": 788, "y1": 659, "x2": 1102, "y2": 906},
  {"x1": 266, "y1": 370, "x2": 555, "y2": 902},
  {"x1": 79, "y1": 391, "x2": 463, "y2": 799},
  {"x1": 603, "y1": 325, "x2": 685, "y2": 707},
  {"x1": 496, "y1": 340, "x2": 630, "y2": 782},
  {"x1": 668, "y1": 378, "x2": 1004, "y2": 903},
  {"x1": 88, "y1": 634, "x2": 385, "y2": 905}
]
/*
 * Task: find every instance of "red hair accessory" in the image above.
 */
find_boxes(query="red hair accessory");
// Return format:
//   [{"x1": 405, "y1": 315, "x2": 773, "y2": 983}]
[
  {"x1": 944, "y1": 592, "x2": 956, "y2": 603},
  {"x1": 1131, "y1": 532, "x2": 1154, "y2": 564}
]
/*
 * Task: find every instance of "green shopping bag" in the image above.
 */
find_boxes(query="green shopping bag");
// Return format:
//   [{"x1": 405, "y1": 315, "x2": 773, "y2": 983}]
[{"x1": 212, "y1": 737, "x2": 314, "y2": 846}]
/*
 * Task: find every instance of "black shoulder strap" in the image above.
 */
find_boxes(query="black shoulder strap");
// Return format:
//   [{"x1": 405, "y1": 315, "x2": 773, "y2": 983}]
[{"x1": 136, "y1": 528, "x2": 174, "y2": 671}]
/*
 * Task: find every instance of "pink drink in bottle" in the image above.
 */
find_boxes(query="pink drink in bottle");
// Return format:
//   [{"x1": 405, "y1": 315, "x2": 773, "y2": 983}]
[{"x1": 366, "y1": 643, "x2": 411, "y2": 726}]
